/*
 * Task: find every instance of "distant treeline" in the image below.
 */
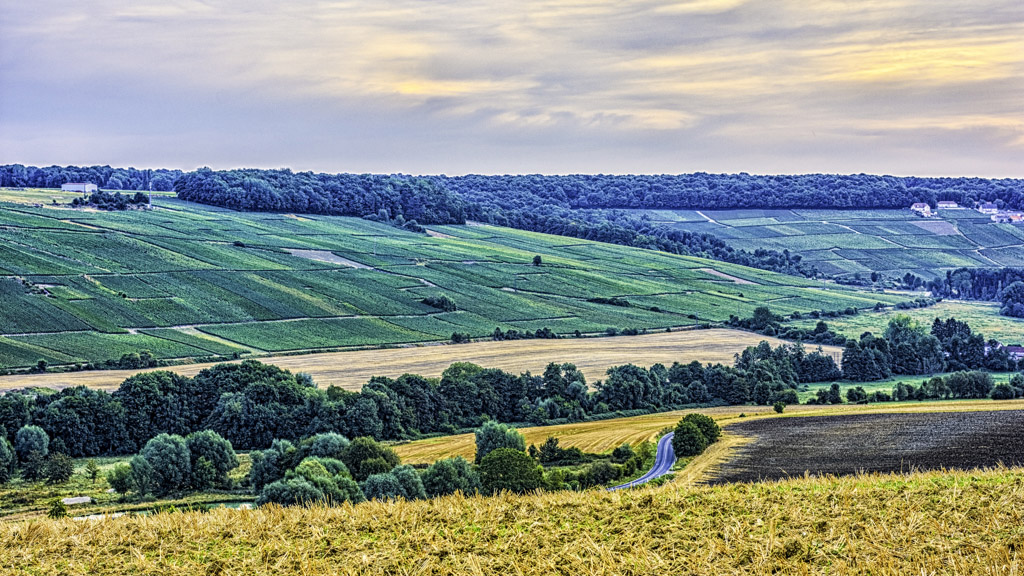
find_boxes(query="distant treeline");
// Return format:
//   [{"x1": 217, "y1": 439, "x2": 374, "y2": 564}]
[
  {"x1": 430, "y1": 173, "x2": 1024, "y2": 211},
  {"x1": 0, "y1": 164, "x2": 182, "y2": 191},
  {"x1": 8, "y1": 165, "x2": 1024, "y2": 278},
  {"x1": 174, "y1": 168, "x2": 467, "y2": 226},
  {"x1": 0, "y1": 342, "x2": 837, "y2": 457}
]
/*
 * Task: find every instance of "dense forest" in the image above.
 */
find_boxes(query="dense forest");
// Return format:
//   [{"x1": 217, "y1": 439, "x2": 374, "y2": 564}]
[{"x1": 0, "y1": 164, "x2": 181, "y2": 191}]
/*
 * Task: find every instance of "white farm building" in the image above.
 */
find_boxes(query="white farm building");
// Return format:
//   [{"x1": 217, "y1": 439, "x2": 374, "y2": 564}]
[{"x1": 61, "y1": 183, "x2": 98, "y2": 193}]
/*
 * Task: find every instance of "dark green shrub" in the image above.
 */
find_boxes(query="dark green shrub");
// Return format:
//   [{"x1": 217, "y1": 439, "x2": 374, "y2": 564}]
[
  {"x1": 672, "y1": 422, "x2": 707, "y2": 457},
  {"x1": 479, "y1": 448, "x2": 543, "y2": 495}
]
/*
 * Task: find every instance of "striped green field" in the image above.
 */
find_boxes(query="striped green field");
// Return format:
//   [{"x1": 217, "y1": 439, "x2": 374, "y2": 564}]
[
  {"x1": 643, "y1": 207, "x2": 1024, "y2": 281},
  {"x1": 0, "y1": 190, "x2": 912, "y2": 368}
]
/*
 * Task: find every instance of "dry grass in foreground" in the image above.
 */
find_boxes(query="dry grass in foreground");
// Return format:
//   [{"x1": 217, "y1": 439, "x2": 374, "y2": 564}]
[
  {"x1": 4, "y1": 467, "x2": 1024, "y2": 575},
  {"x1": 0, "y1": 329, "x2": 832, "y2": 392}
]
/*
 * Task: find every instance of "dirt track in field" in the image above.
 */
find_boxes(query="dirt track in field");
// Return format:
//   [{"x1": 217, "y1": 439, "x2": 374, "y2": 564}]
[{"x1": 708, "y1": 410, "x2": 1024, "y2": 483}]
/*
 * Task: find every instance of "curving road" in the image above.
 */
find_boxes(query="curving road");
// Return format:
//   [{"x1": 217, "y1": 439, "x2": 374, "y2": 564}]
[{"x1": 609, "y1": 432, "x2": 676, "y2": 491}]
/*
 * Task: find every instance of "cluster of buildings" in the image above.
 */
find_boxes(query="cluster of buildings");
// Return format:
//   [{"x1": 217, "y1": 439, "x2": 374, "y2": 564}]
[{"x1": 909, "y1": 200, "x2": 1023, "y2": 223}]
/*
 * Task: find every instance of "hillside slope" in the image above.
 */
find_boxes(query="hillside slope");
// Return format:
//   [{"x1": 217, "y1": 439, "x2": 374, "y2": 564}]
[
  {"x1": 0, "y1": 192, "x2": 904, "y2": 369},
  {"x1": 3, "y1": 467, "x2": 1021, "y2": 574}
]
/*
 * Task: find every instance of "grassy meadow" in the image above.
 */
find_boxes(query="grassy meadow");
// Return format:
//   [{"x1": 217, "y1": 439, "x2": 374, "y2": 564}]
[
  {"x1": 644, "y1": 207, "x2": 1024, "y2": 280},
  {"x1": 4, "y1": 465, "x2": 1024, "y2": 574},
  {"x1": 0, "y1": 189, "x2": 909, "y2": 370}
]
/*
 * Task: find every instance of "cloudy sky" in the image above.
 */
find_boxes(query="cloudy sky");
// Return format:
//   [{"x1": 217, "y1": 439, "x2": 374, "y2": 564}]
[{"x1": 1, "y1": 0, "x2": 1022, "y2": 176}]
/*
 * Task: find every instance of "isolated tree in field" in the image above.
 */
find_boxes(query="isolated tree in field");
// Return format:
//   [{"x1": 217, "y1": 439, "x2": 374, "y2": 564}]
[
  {"x1": 106, "y1": 464, "x2": 134, "y2": 495},
  {"x1": 44, "y1": 453, "x2": 74, "y2": 484},
  {"x1": 85, "y1": 459, "x2": 100, "y2": 484},
  {"x1": 422, "y1": 456, "x2": 481, "y2": 497},
  {"x1": 474, "y1": 421, "x2": 526, "y2": 464},
  {"x1": 185, "y1": 430, "x2": 238, "y2": 489},
  {"x1": 478, "y1": 448, "x2": 543, "y2": 495},
  {"x1": 682, "y1": 413, "x2": 721, "y2": 444},
  {"x1": 773, "y1": 402, "x2": 785, "y2": 414},
  {"x1": 0, "y1": 438, "x2": 14, "y2": 484},
  {"x1": 15, "y1": 425, "x2": 49, "y2": 462},
  {"x1": 672, "y1": 421, "x2": 708, "y2": 457},
  {"x1": 140, "y1": 433, "x2": 192, "y2": 494},
  {"x1": 532, "y1": 255, "x2": 543, "y2": 266}
]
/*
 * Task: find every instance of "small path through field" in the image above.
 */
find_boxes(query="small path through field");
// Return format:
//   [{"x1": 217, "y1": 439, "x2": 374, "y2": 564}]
[
  {"x1": 609, "y1": 432, "x2": 676, "y2": 490},
  {"x1": 695, "y1": 211, "x2": 718, "y2": 224}
]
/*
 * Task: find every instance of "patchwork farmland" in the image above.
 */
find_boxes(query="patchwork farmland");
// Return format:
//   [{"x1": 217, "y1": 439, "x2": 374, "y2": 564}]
[
  {"x1": 641, "y1": 207, "x2": 1024, "y2": 280},
  {"x1": 0, "y1": 191, "x2": 906, "y2": 369}
]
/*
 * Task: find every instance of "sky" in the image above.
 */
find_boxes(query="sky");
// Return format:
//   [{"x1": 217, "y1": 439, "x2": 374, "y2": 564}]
[{"x1": 1, "y1": 0, "x2": 1022, "y2": 177}]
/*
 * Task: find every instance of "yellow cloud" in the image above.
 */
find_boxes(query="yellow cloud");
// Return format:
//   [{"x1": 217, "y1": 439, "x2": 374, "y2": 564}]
[{"x1": 818, "y1": 35, "x2": 1024, "y2": 84}]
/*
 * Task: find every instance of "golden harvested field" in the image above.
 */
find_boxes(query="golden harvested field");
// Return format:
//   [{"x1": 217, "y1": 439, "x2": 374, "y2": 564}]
[
  {"x1": 0, "y1": 329, "x2": 827, "y2": 392},
  {"x1": 5, "y1": 466, "x2": 1023, "y2": 575},
  {"x1": 394, "y1": 398, "x2": 1024, "y2": 464}
]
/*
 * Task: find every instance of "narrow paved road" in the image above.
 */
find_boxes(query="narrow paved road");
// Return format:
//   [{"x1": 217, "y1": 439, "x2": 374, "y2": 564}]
[{"x1": 609, "y1": 432, "x2": 676, "y2": 490}]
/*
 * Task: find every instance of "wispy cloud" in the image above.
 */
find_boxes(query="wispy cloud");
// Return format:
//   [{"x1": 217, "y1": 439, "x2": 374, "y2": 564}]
[{"x1": 0, "y1": 0, "x2": 1021, "y2": 175}]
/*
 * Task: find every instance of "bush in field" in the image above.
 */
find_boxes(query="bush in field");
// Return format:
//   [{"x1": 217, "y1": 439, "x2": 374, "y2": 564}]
[
  {"x1": 185, "y1": 430, "x2": 238, "y2": 489},
  {"x1": 341, "y1": 437, "x2": 400, "y2": 481},
  {"x1": 15, "y1": 425, "x2": 49, "y2": 462},
  {"x1": 682, "y1": 413, "x2": 720, "y2": 444},
  {"x1": 580, "y1": 461, "x2": 620, "y2": 488},
  {"x1": 475, "y1": 421, "x2": 526, "y2": 464},
  {"x1": 611, "y1": 443, "x2": 635, "y2": 464},
  {"x1": 0, "y1": 439, "x2": 15, "y2": 484},
  {"x1": 258, "y1": 477, "x2": 323, "y2": 507},
  {"x1": 846, "y1": 386, "x2": 868, "y2": 404},
  {"x1": 991, "y1": 383, "x2": 1016, "y2": 400},
  {"x1": 362, "y1": 472, "x2": 405, "y2": 501},
  {"x1": 422, "y1": 456, "x2": 481, "y2": 497},
  {"x1": 107, "y1": 464, "x2": 134, "y2": 494},
  {"x1": 479, "y1": 448, "x2": 543, "y2": 495},
  {"x1": 672, "y1": 421, "x2": 708, "y2": 458},
  {"x1": 773, "y1": 402, "x2": 785, "y2": 414},
  {"x1": 308, "y1": 433, "x2": 350, "y2": 460},
  {"x1": 140, "y1": 433, "x2": 191, "y2": 495}
]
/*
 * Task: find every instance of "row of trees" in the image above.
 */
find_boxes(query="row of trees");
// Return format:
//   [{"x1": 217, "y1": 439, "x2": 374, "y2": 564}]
[
  {"x1": 173, "y1": 168, "x2": 468, "y2": 225},
  {"x1": 812, "y1": 371, "x2": 1017, "y2": 405},
  {"x1": 841, "y1": 315, "x2": 1017, "y2": 381},
  {"x1": 0, "y1": 341, "x2": 838, "y2": 458},
  {"x1": 928, "y1": 270, "x2": 1024, "y2": 318},
  {"x1": 0, "y1": 164, "x2": 181, "y2": 191}
]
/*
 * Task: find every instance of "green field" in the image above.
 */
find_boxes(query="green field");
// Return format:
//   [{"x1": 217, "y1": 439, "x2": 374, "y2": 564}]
[
  {"x1": 641, "y1": 207, "x2": 1024, "y2": 280},
  {"x1": 790, "y1": 300, "x2": 1024, "y2": 345},
  {"x1": 0, "y1": 190, "x2": 913, "y2": 368}
]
